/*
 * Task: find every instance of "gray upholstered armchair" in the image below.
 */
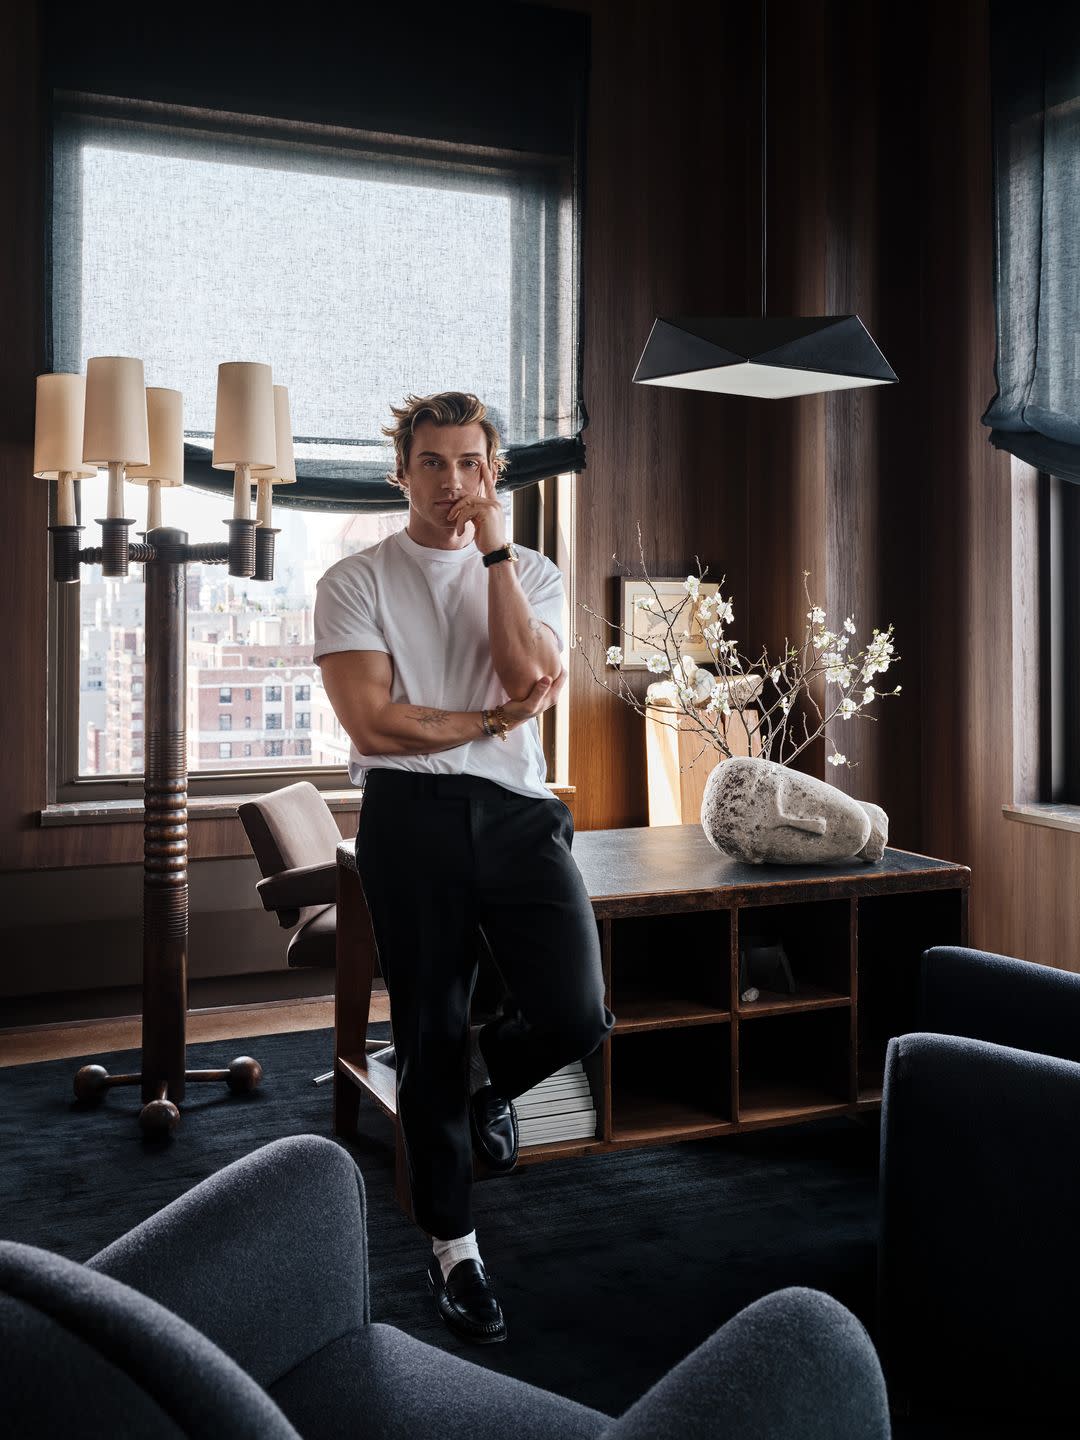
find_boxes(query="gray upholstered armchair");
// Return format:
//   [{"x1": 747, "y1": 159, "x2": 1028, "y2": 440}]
[
  {"x1": 878, "y1": 945, "x2": 1080, "y2": 1436},
  {"x1": 0, "y1": 1135, "x2": 891, "y2": 1439}
]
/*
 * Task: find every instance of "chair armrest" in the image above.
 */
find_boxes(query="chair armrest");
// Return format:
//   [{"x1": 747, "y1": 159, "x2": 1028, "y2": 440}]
[
  {"x1": 879, "y1": 1032, "x2": 1080, "y2": 1426},
  {"x1": 256, "y1": 860, "x2": 338, "y2": 915},
  {"x1": 922, "y1": 944, "x2": 1080, "y2": 1062},
  {"x1": 601, "y1": 1288, "x2": 889, "y2": 1440},
  {"x1": 87, "y1": 1135, "x2": 369, "y2": 1391}
]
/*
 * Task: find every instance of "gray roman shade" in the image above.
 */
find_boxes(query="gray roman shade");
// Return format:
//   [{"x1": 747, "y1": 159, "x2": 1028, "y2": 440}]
[
  {"x1": 46, "y1": 1, "x2": 587, "y2": 512},
  {"x1": 983, "y1": 0, "x2": 1080, "y2": 481}
]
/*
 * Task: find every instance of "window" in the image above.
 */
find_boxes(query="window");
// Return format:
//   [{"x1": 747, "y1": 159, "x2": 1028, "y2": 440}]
[
  {"x1": 49, "y1": 99, "x2": 574, "y2": 799},
  {"x1": 244, "y1": 715, "x2": 252, "y2": 729},
  {"x1": 243, "y1": 743, "x2": 252, "y2": 757},
  {"x1": 219, "y1": 742, "x2": 232, "y2": 759},
  {"x1": 296, "y1": 739, "x2": 311, "y2": 757},
  {"x1": 218, "y1": 714, "x2": 232, "y2": 731}
]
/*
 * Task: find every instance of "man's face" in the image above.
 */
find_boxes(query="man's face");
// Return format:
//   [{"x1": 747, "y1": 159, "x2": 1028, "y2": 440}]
[{"x1": 400, "y1": 419, "x2": 488, "y2": 531}]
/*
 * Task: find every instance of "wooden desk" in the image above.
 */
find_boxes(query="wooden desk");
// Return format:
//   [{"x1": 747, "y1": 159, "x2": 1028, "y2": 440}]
[{"x1": 334, "y1": 826, "x2": 969, "y2": 1210}]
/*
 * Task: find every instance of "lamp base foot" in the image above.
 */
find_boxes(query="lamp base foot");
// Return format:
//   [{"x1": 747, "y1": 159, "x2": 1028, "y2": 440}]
[{"x1": 72, "y1": 1055, "x2": 263, "y2": 1136}]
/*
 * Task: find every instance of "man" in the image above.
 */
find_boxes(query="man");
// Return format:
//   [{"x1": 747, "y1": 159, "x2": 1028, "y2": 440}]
[{"x1": 313, "y1": 391, "x2": 613, "y2": 1344}]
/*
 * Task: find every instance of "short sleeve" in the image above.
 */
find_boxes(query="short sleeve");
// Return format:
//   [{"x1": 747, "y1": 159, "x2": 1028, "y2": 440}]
[
  {"x1": 313, "y1": 563, "x2": 390, "y2": 661},
  {"x1": 525, "y1": 555, "x2": 567, "y2": 655}
]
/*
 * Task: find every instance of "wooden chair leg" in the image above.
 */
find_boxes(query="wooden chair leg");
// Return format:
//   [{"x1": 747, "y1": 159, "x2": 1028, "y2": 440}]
[{"x1": 333, "y1": 1073, "x2": 363, "y2": 1139}]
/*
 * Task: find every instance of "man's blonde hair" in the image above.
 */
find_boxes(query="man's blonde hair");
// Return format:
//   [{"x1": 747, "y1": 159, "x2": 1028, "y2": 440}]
[{"x1": 382, "y1": 391, "x2": 506, "y2": 493}]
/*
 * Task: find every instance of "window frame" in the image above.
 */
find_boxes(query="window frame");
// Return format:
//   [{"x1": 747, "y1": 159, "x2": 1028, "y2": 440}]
[{"x1": 48, "y1": 92, "x2": 578, "y2": 805}]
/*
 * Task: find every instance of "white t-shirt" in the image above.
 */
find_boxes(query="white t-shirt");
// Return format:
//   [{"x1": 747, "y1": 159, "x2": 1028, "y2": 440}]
[{"x1": 312, "y1": 528, "x2": 566, "y2": 800}]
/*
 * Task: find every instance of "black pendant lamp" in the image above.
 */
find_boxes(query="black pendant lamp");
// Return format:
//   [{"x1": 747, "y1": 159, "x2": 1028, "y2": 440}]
[{"x1": 632, "y1": 3, "x2": 897, "y2": 401}]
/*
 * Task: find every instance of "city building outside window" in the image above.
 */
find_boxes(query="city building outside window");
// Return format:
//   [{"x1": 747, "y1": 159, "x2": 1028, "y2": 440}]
[
  {"x1": 266, "y1": 685, "x2": 283, "y2": 703},
  {"x1": 296, "y1": 712, "x2": 311, "y2": 729},
  {"x1": 266, "y1": 740, "x2": 284, "y2": 757},
  {"x1": 219, "y1": 742, "x2": 232, "y2": 759},
  {"x1": 219, "y1": 714, "x2": 232, "y2": 731},
  {"x1": 266, "y1": 713, "x2": 282, "y2": 731},
  {"x1": 219, "y1": 686, "x2": 232, "y2": 704}
]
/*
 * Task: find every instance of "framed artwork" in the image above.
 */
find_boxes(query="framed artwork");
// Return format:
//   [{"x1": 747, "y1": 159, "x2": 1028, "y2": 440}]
[{"x1": 617, "y1": 577, "x2": 722, "y2": 669}]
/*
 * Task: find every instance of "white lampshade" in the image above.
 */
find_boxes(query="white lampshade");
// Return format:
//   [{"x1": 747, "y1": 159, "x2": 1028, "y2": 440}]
[
  {"x1": 82, "y1": 356, "x2": 150, "y2": 466},
  {"x1": 212, "y1": 362, "x2": 276, "y2": 470},
  {"x1": 253, "y1": 385, "x2": 297, "y2": 484},
  {"x1": 127, "y1": 388, "x2": 185, "y2": 488},
  {"x1": 33, "y1": 374, "x2": 96, "y2": 480}
]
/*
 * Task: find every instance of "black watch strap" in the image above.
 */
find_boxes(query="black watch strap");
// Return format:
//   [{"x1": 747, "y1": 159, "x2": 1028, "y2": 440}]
[{"x1": 482, "y1": 544, "x2": 517, "y2": 568}]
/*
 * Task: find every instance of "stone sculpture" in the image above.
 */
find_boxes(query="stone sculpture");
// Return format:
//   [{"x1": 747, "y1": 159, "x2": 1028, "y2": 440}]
[{"x1": 701, "y1": 755, "x2": 889, "y2": 866}]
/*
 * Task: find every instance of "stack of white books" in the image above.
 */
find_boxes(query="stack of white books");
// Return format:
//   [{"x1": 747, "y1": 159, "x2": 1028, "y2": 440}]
[
  {"x1": 365, "y1": 1045, "x2": 597, "y2": 1146},
  {"x1": 516, "y1": 1060, "x2": 597, "y2": 1146}
]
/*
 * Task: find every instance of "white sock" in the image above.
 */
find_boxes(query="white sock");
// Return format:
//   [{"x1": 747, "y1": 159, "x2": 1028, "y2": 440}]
[
  {"x1": 433, "y1": 1230, "x2": 482, "y2": 1282},
  {"x1": 468, "y1": 1025, "x2": 490, "y2": 1095}
]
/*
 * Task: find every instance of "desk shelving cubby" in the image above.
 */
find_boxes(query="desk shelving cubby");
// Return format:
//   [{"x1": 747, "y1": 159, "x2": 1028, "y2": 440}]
[{"x1": 335, "y1": 824, "x2": 969, "y2": 1214}]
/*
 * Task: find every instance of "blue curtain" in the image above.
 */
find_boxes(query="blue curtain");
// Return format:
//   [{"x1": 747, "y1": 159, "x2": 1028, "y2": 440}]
[{"x1": 983, "y1": 1, "x2": 1080, "y2": 480}]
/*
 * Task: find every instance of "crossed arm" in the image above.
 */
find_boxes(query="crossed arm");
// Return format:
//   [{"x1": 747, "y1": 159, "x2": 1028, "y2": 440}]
[
  {"x1": 318, "y1": 649, "x2": 481, "y2": 756},
  {"x1": 318, "y1": 552, "x2": 563, "y2": 757}
]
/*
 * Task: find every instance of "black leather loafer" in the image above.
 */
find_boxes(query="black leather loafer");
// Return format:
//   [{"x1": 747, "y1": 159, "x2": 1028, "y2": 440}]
[
  {"x1": 427, "y1": 1257, "x2": 507, "y2": 1344},
  {"x1": 469, "y1": 1084, "x2": 519, "y2": 1173}
]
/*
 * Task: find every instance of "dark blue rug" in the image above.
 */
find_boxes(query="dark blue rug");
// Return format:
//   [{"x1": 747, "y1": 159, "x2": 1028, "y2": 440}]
[{"x1": 0, "y1": 1026, "x2": 880, "y2": 1416}]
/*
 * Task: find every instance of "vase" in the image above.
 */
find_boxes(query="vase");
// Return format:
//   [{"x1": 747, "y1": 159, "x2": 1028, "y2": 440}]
[{"x1": 700, "y1": 755, "x2": 888, "y2": 865}]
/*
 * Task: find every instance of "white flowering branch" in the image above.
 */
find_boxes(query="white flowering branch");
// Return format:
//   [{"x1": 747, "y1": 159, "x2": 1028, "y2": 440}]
[{"x1": 575, "y1": 530, "x2": 902, "y2": 770}]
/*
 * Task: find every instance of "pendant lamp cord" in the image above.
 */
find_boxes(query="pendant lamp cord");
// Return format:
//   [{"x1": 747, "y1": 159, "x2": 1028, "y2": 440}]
[{"x1": 760, "y1": 0, "x2": 767, "y2": 317}]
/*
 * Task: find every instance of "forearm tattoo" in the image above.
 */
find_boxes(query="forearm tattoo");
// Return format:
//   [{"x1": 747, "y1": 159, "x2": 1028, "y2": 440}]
[{"x1": 410, "y1": 707, "x2": 451, "y2": 728}]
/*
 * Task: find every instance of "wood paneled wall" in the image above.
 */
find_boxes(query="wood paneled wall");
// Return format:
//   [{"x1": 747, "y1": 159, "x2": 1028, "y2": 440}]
[
  {"x1": 0, "y1": 2, "x2": 50, "y2": 874},
  {"x1": 569, "y1": 0, "x2": 755, "y2": 830},
  {"x1": 569, "y1": 0, "x2": 926, "y2": 843}
]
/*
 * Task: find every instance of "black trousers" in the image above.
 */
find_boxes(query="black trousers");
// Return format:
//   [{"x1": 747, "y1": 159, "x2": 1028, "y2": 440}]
[{"x1": 354, "y1": 769, "x2": 614, "y2": 1239}]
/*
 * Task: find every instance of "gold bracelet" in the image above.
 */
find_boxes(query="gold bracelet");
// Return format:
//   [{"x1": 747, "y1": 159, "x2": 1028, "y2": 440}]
[{"x1": 481, "y1": 706, "x2": 511, "y2": 741}]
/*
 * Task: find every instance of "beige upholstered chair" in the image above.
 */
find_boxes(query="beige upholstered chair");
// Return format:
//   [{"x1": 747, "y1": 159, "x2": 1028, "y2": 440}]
[
  {"x1": 238, "y1": 781, "x2": 342, "y2": 971},
  {"x1": 239, "y1": 781, "x2": 383, "y2": 1082}
]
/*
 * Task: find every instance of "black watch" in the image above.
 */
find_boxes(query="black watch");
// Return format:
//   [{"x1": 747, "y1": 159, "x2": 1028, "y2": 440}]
[{"x1": 482, "y1": 543, "x2": 519, "y2": 568}]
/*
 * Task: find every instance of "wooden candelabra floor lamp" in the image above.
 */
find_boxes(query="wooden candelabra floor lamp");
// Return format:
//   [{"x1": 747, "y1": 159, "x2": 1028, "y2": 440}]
[{"x1": 36, "y1": 360, "x2": 292, "y2": 1136}]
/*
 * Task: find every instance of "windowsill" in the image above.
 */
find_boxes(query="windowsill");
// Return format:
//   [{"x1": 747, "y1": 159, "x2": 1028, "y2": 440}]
[
  {"x1": 1002, "y1": 802, "x2": 1080, "y2": 836},
  {"x1": 40, "y1": 790, "x2": 365, "y2": 827},
  {"x1": 40, "y1": 781, "x2": 576, "y2": 828}
]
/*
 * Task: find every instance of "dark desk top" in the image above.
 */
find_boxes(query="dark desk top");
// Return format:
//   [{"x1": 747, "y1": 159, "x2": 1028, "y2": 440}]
[{"x1": 338, "y1": 822, "x2": 968, "y2": 918}]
